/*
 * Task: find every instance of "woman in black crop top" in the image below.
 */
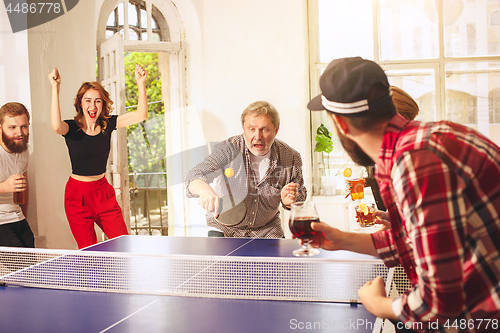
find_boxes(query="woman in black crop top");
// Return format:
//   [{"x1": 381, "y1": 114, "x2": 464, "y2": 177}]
[{"x1": 48, "y1": 65, "x2": 148, "y2": 249}]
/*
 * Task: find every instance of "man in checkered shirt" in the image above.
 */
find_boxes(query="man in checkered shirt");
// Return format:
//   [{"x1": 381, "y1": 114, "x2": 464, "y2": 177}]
[
  {"x1": 186, "y1": 101, "x2": 307, "y2": 238},
  {"x1": 306, "y1": 57, "x2": 500, "y2": 332}
]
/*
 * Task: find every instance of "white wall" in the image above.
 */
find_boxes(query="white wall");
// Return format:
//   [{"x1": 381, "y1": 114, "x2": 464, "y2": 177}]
[
  {"x1": 187, "y1": 0, "x2": 312, "y2": 235},
  {"x1": 0, "y1": 7, "x2": 34, "y2": 236},
  {"x1": 26, "y1": 0, "x2": 97, "y2": 249},
  {"x1": 0, "y1": 10, "x2": 31, "y2": 106},
  {"x1": 198, "y1": 0, "x2": 310, "y2": 149},
  {"x1": 0, "y1": 0, "x2": 312, "y2": 247}
]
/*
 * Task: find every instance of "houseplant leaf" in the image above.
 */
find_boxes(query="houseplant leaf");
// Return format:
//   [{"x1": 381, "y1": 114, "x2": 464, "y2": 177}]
[
  {"x1": 315, "y1": 134, "x2": 333, "y2": 153},
  {"x1": 316, "y1": 123, "x2": 331, "y2": 138}
]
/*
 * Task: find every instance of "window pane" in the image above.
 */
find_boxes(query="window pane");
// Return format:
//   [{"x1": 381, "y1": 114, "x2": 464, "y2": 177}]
[
  {"x1": 129, "y1": 29, "x2": 138, "y2": 41},
  {"x1": 444, "y1": 1, "x2": 500, "y2": 57},
  {"x1": 485, "y1": 75, "x2": 500, "y2": 147},
  {"x1": 129, "y1": 3, "x2": 138, "y2": 26},
  {"x1": 318, "y1": 0, "x2": 373, "y2": 63},
  {"x1": 386, "y1": 69, "x2": 436, "y2": 122},
  {"x1": 152, "y1": 33, "x2": 160, "y2": 42},
  {"x1": 142, "y1": 32, "x2": 148, "y2": 41},
  {"x1": 379, "y1": 0, "x2": 438, "y2": 60},
  {"x1": 106, "y1": 10, "x2": 115, "y2": 27},
  {"x1": 444, "y1": 63, "x2": 500, "y2": 145},
  {"x1": 117, "y1": 3, "x2": 124, "y2": 26},
  {"x1": 490, "y1": 88, "x2": 500, "y2": 124},
  {"x1": 105, "y1": 30, "x2": 115, "y2": 40},
  {"x1": 141, "y1": 9, "x2": 148, "y2": 28},
  {"x1": 445, "y1": 62, "x2": 500, "y2": 145}
]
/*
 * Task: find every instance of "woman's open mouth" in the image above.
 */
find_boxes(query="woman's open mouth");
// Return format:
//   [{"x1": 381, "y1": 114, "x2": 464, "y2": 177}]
[{"x1": 88, "y1": 110, "x2": 97, "y2": 119}]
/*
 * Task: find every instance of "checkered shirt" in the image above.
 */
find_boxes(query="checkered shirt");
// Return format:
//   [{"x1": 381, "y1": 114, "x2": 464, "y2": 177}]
[{"x1": 186, "y1": 134, "x2": 307, "y2": 238}]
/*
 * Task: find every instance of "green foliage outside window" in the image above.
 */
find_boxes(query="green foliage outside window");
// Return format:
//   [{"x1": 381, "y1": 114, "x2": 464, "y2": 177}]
[{"x1": 124, "y1": 52, "x2": 166, "y2": 177}]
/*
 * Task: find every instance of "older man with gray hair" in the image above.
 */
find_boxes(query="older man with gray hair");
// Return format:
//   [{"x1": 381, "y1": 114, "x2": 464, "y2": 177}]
[{"x1": 186, "y1": 101, "x2": 306, "y2": 238}]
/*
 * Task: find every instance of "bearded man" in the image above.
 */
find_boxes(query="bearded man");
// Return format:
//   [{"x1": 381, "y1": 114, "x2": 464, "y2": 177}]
[
  {"x1": 305, "y1": 57, "x2": 500, "y2": 332},
  {"x1": 0, "y1": 102, "x2": 34, "y2": 247}
]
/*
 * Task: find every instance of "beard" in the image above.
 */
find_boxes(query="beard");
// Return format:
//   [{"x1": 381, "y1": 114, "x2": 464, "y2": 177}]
[
  {"x1": 2, "y1": 130, "x2": 29, "y2": 153},
  {"x1": 333, "y1": 122, "x2": 375, "y2": 167}
]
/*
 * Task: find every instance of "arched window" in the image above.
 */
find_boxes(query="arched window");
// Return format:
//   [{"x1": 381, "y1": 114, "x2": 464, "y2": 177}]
[
  {"x1": 98, "y1": 0, "x2": 198, "y2": 237},
  {"x1": 105, "y1": 0, "x2": 169, "y2": 42}
]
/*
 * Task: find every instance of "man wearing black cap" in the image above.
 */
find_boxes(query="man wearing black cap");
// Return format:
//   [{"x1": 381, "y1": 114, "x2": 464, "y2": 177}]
[{"x1": 305, "y1": 57, "x2": 500, "y2": 332}]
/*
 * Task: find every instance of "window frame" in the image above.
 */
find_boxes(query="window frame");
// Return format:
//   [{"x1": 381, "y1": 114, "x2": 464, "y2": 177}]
[
  {"x1": 105, "y1": 0, "x2": 169, "y2": 42},
  {"x1": 98, "y1": 0, "x2": 186, "y2": 235},
  {"x1": 308, "y1": 0, "x2": 500, "y2": 196}
]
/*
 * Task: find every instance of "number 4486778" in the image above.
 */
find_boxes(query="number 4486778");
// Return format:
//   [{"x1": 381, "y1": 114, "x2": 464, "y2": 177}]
[
  {"x1": 443, "y1": 319, "x2": 498, "y2": 330},
  {"x1": 5, "y1": 2, "x2": 62, "y2": 14}
]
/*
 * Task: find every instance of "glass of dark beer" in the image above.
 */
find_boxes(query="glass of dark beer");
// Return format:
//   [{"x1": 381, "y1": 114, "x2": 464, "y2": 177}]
[
  {"x1": 13, "y1": 161, "x2": 25, "y2": 205},
  {"x1": 289, "y1": 201, "x2": 320, "y2": 257},
  {"x1": 13, "y1": 190, "x2": 25, "y2": 205}
]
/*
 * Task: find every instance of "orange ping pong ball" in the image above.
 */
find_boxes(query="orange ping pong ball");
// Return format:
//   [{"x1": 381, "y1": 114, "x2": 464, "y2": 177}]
[{"x1": 224, "y1": 168, "x2": 234, "y2": 178}]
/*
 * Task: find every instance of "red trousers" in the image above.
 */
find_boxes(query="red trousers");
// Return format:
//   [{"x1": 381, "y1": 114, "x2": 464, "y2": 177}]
[{"x1": 64, "y1": 177, "x2": 128, "y2": 249}]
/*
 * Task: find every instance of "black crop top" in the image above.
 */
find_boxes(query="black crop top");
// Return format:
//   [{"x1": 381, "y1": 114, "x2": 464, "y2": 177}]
[{"x1": 63, "y1": 115, "x2": 117, "y2": 176}]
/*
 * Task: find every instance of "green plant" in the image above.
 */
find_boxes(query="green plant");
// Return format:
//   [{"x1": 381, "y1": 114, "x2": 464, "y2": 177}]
[
  {"x1": 124, "y1": 52, "x2": 166, "y2": 178},
  {"x1": 314, "y1": 124, "x2": 333, "y2": 176},
  {"x1": 315, "y1": 124, "x2": 350, "y2": 177}
]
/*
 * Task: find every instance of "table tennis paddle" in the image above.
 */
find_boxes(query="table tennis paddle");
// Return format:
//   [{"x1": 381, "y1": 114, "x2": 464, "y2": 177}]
[{"x1": 215, "y1": 169, "x2": 247, "y2": 226}]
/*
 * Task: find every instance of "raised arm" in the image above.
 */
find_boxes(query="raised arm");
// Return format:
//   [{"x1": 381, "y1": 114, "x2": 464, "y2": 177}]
[
  {"x1": 116, "y1": 64, "x2": 148, "y2": 128},
  {"x1": 48, "y1": 68, "x2": 69, "y2": 135}
]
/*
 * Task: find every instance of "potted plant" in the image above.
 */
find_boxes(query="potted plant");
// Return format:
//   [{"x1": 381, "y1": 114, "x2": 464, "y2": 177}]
[{"x1": 314, "y1": 124, "x2": 350, "y2": 195}]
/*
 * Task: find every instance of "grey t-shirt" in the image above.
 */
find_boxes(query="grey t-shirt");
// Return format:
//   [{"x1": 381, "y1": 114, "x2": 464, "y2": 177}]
[{"x1": 0, "y1": 145, "x2": 28, "y2": 224}]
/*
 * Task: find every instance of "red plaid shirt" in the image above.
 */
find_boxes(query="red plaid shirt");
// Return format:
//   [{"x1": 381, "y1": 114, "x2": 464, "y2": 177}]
[{"x1": 372, "y1": 114, "x2": 500, "y2": 332}]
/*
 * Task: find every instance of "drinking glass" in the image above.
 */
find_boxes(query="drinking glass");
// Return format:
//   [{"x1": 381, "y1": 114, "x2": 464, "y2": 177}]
[
  {"x1": 346, "y1": 177, "x2": 365, "y2": 200},
  {"x1": 355, "y1": 203, "x2": 376, "y2": 227},
  {"x1": 13, "y1": 158, "x2": 25, "y2": 205},
  {"x1": 289, "y1": 201, "x2": 320, "y2": 257}
]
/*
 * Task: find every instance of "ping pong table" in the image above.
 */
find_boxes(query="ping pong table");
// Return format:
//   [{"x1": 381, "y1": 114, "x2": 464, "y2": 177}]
[{"x1": 0, "y1": 236, "x2": 386, "y2": 333}]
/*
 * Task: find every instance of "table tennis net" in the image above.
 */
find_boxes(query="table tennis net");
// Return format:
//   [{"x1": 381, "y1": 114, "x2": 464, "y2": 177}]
[{"x1": 0, "y1": 247, "x2": 410, "y2": 303}]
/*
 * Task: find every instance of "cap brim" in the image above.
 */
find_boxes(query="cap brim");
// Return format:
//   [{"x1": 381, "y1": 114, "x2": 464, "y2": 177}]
[{"x1": 307, "y1": 94, "x2": 325, "y2": 111}]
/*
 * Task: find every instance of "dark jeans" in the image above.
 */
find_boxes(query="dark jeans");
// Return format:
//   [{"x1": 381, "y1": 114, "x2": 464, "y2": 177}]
[
  {"x1": 207, "y1": 230, "x2": 286, "y2": 238},
  {"x1": 0, "y1": 219, "x2": 35, "y2": 248},
  {"x1": 208, "y1": 230, "x2": 225, "y2": 237}
]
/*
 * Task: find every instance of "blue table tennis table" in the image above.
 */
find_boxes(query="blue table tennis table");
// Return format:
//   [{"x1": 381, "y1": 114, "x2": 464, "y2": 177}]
[{"x1": 0, "y1": 236, "x2": 385, "y2": 333}]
